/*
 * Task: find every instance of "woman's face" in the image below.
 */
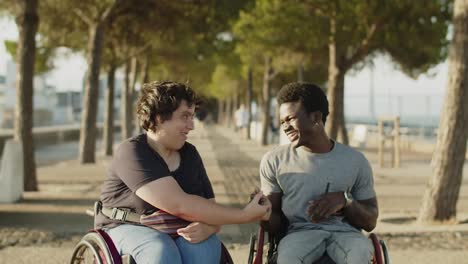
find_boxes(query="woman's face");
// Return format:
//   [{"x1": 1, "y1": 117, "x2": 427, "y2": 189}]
[{"x1": 156, "y1": 100, "x2": 195, "y2": 150}]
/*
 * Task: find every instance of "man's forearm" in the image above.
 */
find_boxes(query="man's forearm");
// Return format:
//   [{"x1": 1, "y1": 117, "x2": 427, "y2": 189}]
[
  {"x1": 343, "y1": 200, "x2": 378, "y2": 231},
  {"x1": 260, "y1": 211, "x2": 282, "y2": 233}
]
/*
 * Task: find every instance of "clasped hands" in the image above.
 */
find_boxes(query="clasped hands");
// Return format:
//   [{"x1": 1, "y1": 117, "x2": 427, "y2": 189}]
[
  {"x1": 306, "y1": 191, "x2": 346, "y2": 223},
  {"x1": 247, "y1": 189, "x2": 272, "y2": 221}
]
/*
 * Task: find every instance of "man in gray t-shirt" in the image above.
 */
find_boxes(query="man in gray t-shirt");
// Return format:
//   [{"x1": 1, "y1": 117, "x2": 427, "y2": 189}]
[{"x1": 260, "y1": 82, "x2": 379, "y2": 264}]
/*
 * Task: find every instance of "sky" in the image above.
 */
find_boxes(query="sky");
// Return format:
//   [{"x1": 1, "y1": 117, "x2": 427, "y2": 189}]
[
  {"x1": 0, "y1": 18, "x2": 87, "y2": 92},
  {"x1": 0, "y1": 18, "x2": 448, "y2": 120}
]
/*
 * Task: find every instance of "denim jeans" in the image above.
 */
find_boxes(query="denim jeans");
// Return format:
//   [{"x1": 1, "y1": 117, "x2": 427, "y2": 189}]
[
  {"x1": 277, "y1": 229, "x2": 373, "y2": 264},
  {"x1": 106, "y1": 224, "x2": 221, "y2": 264}
]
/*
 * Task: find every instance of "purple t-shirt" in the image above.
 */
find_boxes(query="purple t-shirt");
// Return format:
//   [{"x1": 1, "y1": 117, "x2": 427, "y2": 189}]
[{"x1": 95, "y1": 134, "x2": 214, "y2": 228}]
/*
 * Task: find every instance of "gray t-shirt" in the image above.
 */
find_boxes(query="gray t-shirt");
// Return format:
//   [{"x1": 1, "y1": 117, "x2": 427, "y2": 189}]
[{"x1": 260, "y1": 141, "x2": 375, "y2": 233}]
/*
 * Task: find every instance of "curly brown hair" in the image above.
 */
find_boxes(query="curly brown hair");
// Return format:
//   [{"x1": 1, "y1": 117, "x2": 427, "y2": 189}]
[{"x1": 136, "y1": 81, "x2": 200, "y2": 132}]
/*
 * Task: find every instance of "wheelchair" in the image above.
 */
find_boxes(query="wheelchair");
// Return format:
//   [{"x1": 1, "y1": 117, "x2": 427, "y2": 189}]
[
  {"x1": 248, "y1": 223, "x2": 390, "y2": 264},
  {"x1": 69, "y1": 202, "x2": 234, "y2": 264}
]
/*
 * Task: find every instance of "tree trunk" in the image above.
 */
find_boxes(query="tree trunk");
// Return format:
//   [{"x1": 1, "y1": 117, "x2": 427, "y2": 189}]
[
  {"x1": 235, "y1": 90, "x2": 241, "y2": 111},
  {"x1": 338, "y1": 119, "x2": 349, "y2": 144},
  {"x1": 130, "y1": 57, "x2": 139, "y2": 91},
  {"x1": 418, "y1": 0, "x2": 468, "y2": 223},
  {"x1": 232, "y1": 93, "x2": 239, "y2": 130},
  {"x1": 225, "y1": 96, "x2": 233, "y2": 128},
  {"x1": 103, "y1": 63, "x2": 116, "y2": 156},
  {"x1": 217, "y1": 99, "x2": 224, "y2": 124},
  {"x1": 129, "y1": 57, "x2": 139, "y2": 135},
  {"x1": 141, "y1": 54, "x2": 150, "y2": 84},
  {"x1": 121, "y1": 59, "x2": 131, "y2": 140},
  {"x1": 327, "y1": 67, "x2": 348, "y2": 145},
  {"x1": 79, "y1": 22, "x2": 105, "y2": 164},
  {"x1": 325, "y1": 15, "x2": 349, "y2": 145},
  {"x1": 14, "y1": 0, "x2": 39, "y2": 191},
  {"x1": 298, "y1": 62, "x2": 304, "y2": 82},
  {"x1": 261, "y1": 57, "x2": 273, "y2": 146},
  {"x1": 246, "y1": 66, "x2": 253, "y2": 140}
]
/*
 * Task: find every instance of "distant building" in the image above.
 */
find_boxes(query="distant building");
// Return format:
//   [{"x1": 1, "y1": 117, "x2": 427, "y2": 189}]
[
  {"x1": 92, "y1": 74, "x2": 123, "y2": 123},
  {"x1": 0, "y1": 75, "x2": 5, "y2": 125},
  {"x1": 0, "y1": 60, "x2": 57, "y2": 128},
  {"x1": 54, "y1": 91, "x2": 82, "y2": 124}
]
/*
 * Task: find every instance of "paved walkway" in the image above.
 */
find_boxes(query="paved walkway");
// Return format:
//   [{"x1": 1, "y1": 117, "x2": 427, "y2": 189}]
[{"x1": 0, "y1": 123, "x2": 467, "y2": 263}]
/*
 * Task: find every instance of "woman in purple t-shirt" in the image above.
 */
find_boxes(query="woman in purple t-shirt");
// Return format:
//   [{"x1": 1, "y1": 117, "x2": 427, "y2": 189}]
[{"x1": 97, "y1": 81, "x2": 270, "y2": 264}]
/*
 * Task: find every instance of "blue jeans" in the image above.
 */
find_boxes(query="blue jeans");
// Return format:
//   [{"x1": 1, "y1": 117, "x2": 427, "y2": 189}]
[
  {"x1": 277, "y1": 229, "x2": 373, "y2": 264},
  {"x1": 106, "y1": 224, "x2": 221, "y2": 264}
]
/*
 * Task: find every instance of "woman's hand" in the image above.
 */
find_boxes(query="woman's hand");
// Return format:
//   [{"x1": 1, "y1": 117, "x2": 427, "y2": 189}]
[
  {"x1": 243, "y1": 192, "x2": 271, "y2": 222},
  {"x1": 177, "y1": 222, "x2": 220, "y2": 243}
]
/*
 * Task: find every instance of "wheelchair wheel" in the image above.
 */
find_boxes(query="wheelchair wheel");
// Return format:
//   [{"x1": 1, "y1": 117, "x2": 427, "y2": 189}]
[
  {"x1": 369, "y1": 233, "x2": 384, "y2": 264},
  {"x1": 248, "y1": 233, "x2": 256, "y2": 264},
  {"x1": 380, "y1": 240, "x2": 390, "y2": 264},
  {"x1": 70, "y1": 232, "x2": 116, "y2": 264}
]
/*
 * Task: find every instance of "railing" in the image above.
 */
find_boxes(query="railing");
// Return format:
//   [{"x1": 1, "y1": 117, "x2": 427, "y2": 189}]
[{"x1": 0, "y1": 123, "x2": 121, "y2": 155}]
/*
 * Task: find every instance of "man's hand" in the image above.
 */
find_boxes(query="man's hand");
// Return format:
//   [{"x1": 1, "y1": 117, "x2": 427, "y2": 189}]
[
  {"x1": 177, "y1": 222, "x2": 219, "y2": 243},
  {"x1": 306, "y1": 192, "x2": 346, "y2": 223}
]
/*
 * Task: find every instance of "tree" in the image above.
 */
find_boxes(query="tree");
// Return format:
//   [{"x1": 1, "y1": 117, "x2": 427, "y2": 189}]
[
  {"x1": 4, "y1": 40, "x2": 55, "y2": 75},
  {"x1": 41, "y1": 0, "x2": 121, "y2": 163},
  {"x1": 207, "y1": 63, "x2": 243, "y2": 123},
  {"x1": 40, "y1": 0, "x2": 152, "y2": 163},
  {"x1": 1, "y1": 11, "x2": 57, "y2": 192},
  {"x1": 76, "y1": 1, "x2": 119, "y2": 163},
  {"x1": 234, "y1": 0, "x2": 451, "y2": 144},
  {"x1": 9, "y1": 0, "x2": 40, "y2": 191},
  {"x1": 418, "y1": 0, "x2": 468, "y2": 223},
  {"x1": 106, "y1": 8, "x2": 153, "y2": 142},
  {"x1": 233, "y1": 1, "x2": 282, "y2": 145},
  {"x1": 233, "y1": 0, "x2": 333, "y2": 145},
  {"x1": 303, "y1": 1, "x2": 451, "y2": 144},
  {"x1": 99, "y1": 1, "x2": 174, "y2": 154}
]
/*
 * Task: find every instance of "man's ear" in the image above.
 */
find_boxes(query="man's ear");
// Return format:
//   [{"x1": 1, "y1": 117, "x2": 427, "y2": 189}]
[
  {"x1": 155, "y1": 115, "x2": 162, "y2": 127},
  {"x1": 311, "y1": 111, "x2": 322, "y2": 124}
]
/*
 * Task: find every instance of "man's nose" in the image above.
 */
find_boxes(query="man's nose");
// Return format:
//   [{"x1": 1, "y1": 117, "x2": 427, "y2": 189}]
[
  {"x1": 281, "y1": 122, "x2": 292, "y2": 130},
  {"x1": 187, "y1": 119, "x2": 195, "y2": 130}
]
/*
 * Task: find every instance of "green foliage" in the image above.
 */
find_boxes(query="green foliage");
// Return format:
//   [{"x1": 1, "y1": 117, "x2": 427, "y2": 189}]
[
  {"x1": 38, "y1": 1, "x2": 90, "y2": 50},
  {"x1": 374, "y1": 1, "x2": 452, "y2": 77},
  {"x1": 297, "y1": 0, "x2": 452, "y2": 77},
  {"x1": 4, "y1": 40, "x2": 55, "y2": 74},
  {"x1": 133, "y1": 1, "x2": 251, "y2": 98},
  {"x1": 208, "y1": 64, "x2": 240, "y2": 99},
  {"x1": 234, "y1": 0, "x2": 451, "y2": 85}
]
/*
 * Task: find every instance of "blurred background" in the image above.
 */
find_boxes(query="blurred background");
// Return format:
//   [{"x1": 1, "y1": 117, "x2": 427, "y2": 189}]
[{"x1": 0, "y1": 1, "x2": 467, "y2": 263}]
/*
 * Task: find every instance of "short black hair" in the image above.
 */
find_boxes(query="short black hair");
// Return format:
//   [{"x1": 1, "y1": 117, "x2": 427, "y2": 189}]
[
  {"x1": 136, "y1": 81, "x2": 199, "y2": 132},
  {"x1": 277, "y1": 82, "x2": 329, "y2": 123}
]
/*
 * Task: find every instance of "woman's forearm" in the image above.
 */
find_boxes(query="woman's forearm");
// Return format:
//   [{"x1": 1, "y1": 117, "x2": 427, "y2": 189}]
[
  {"x1": 174, "y1": 193, "x2": 251, "y2": 225},
  {"x1": 136, "y1": 177, "x2": 267, "y2": 225}
]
